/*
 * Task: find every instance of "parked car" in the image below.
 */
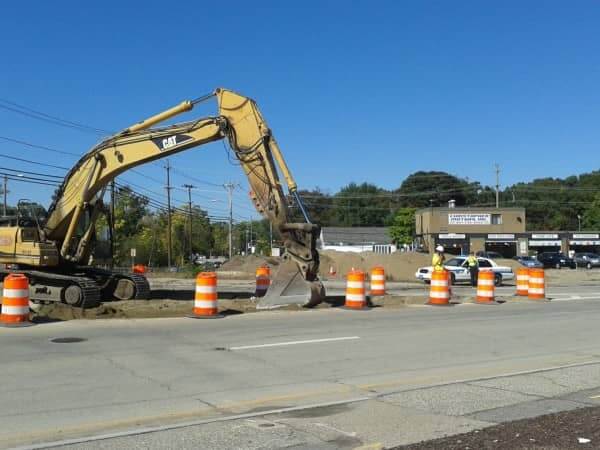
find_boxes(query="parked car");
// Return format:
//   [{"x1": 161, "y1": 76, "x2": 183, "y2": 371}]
[
  {"x1": 415, "y1": 256, "x2": 514, "y2": 286},
  {"x1": 513, "y1": 255, "x2": 543, "y2": 268},
  {"x1": 574, "y1": 252, "x2": 600, "y2": 269},
  {"x1": 536, "y1": 252, "x2": 576, "y2": 269},
  {"x1": 476, "y1": 251, "x2": 503, "y2": 260}
]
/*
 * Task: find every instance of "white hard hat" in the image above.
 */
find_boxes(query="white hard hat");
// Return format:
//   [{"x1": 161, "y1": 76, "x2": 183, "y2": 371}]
[{"x1": 436, "y1": 245, "x2": 444, "y2": 252}]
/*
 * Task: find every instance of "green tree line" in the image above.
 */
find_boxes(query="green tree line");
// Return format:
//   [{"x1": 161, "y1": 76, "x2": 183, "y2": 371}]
[{"x1": 89, "y1": 169, "x2": 600, "y2": 265}]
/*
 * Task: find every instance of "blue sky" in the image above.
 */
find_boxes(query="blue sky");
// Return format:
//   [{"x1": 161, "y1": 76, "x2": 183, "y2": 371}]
[{"x1": 1, "y1": 1, "x2": 599, "y2": 219}]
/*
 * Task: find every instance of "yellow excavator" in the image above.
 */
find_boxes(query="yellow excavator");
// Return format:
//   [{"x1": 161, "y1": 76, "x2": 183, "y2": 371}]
[{"x1": 0, "y1": 89, "x2": 325, "y2": 309}]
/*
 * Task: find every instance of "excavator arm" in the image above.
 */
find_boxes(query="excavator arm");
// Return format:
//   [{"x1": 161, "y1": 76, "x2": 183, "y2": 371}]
[{"x1": 43, "y1": 88, "x2": 324, "y2": 307}]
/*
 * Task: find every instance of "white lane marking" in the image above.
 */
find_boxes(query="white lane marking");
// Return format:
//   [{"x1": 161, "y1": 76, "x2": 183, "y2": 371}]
[
  {"x1": 230, "y1": 336, "x2": 360, "y2": 351},
  {"x1": 13, "y1": 397, "x2": 370, "y2": 450},
  {"x1": 589, "y1": 394, "x2": 600, "y2": 399}
]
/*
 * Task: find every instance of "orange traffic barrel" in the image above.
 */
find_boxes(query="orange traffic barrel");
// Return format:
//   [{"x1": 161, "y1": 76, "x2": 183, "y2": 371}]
[
  {"x1": 255, "y1": 265, "x2": 270, "y2": 297},
  {"x1": 1, "y1": 273, "x2": 34, "y2": 327},
  {"x1": 370, "y1": 267, "x2": 386, "y2": 296},
  {"x1": 528, "y1": 268, "x2": 546, "y2": 300},
  {"x1": 189, "y1": 272, "x2": 223, "y2": 319},
  {"x1": 516, "y1": 268, "x2": 529, "y2": 296},
  {"x1": 132, "y1": 264, "x2": 147, "y2": 274},
  {"x1": 343, "y1": 270, "x2": 369, "y2": 310},
  {"x1": 427, "y1": 270, "x2": 451, "y2": 306},
  {"x1": 476, "y1": 270, "x2": 497, "y2": 304}
]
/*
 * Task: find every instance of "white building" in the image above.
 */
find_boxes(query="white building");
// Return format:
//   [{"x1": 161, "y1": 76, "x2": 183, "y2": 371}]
[{"x1": 320, "y1": 227, "x2": 397, "y2": 253}]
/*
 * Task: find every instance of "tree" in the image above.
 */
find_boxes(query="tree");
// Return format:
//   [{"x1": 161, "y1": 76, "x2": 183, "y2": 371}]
[
  {"x1": 583, "y1": 193, "x2": 600, "y2": 230},
  {"x1": 388, "y1": 208, "x2": 416, "y2": 245},
  {"x1": 333, "y1": 182, "x2": 392, "y2": 226},
  {"x1": 395, "y1": 171, "x2": 480, "y2": 208}
]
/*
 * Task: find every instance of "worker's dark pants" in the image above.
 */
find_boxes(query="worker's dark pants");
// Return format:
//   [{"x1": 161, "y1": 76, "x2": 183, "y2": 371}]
[{"x1": 469, "y1": 267, "x2": 478, "y2": 287}]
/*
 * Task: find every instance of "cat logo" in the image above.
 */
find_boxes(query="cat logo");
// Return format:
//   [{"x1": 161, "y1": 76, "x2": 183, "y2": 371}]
[
  {"x1": 162, "y1": 136, "x2": 178, "y2": 150},
  {"x1": 152, "y1": 134, "x2": 193, "y2": 151}
]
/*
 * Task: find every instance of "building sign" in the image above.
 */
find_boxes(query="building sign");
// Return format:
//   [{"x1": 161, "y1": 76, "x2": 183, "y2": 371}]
[
  {"x1": 438, "y1": 233, "x2": 466, "y2": 239},
  {"x1": 573, "y1": 234, "x2": 599, "y2": 239},
  {"x1": 528, "y1": 240, "x2": 561, "y2": 247},
  {"x1": 487, "y1": 234, "x2": 515, "y2": 240},
  {"x1": 448, "y1": 213, "x2": 491, "y2": 225},
  {"x1": 569, "y1": 240, "x2": 600, "y2": 246},
  {"x1": 531, "y1": 233, "x2": 558, "y2": 239}
]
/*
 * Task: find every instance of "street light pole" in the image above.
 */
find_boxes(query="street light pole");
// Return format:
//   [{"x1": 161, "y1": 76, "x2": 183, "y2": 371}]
[{"x1": 577, "y1": 214, "x2": 582, "y2": 232}]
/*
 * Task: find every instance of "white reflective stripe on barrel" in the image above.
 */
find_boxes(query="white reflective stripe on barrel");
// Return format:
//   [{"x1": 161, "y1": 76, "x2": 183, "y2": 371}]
[
  {"x1": 477, "y1": 290, "x2": 494, "y2": 297},
  {"x1": 478, "y1": 279, "x2": 495, "y2": 286},
  {"x1": 371, "y1": 275, "x2": 385, "y2": 281},
  {"x1": 194, "y1": 300, "x2": 217, "y2": 308},
  {"x1": 346, "y1": 281, "x2": 365, "y2": 289},
  {"x1": 196, "y1": 285, "x2": 217, "y2": 294},
  {"x1": 1, "y1": 305, "x2": 30, "y2": 315},
  {"x1": 430, "y1": 291, "x2": 450, "y2": 299},
  {"x1": 529, "y1": 288, "x2": 545, "y2": 294},
  {"x1": 529, "y1": 277, "x2": 544, "y2": 284},
  {"x1": 430, "y1": 279, "x2": 448, "y2": 287},
  {"x1": 2, "y1": 288, "x2": 29, "y2": 298},
  {"x1": 345, "y1": 293, "x2": 365, "y2": 301}
]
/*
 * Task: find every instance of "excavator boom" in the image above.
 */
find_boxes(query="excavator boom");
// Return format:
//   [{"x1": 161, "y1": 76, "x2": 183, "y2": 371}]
[{"x1": 37, "y1": 88, "x2": 324, "y2": 308}]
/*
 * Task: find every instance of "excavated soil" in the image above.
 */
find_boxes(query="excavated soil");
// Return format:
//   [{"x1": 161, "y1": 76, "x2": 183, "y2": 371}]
[
  {"x1": 29, "y1": 291, "x2": 439, "y2": 322},
  {"x1": 217, "y1": 254, "x2": 280, "y2": 279}
]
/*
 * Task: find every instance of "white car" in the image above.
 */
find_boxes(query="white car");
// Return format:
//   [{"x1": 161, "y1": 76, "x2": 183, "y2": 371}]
[{"x1": 415, "y1": 256, "x2": 514, "y2": 286}]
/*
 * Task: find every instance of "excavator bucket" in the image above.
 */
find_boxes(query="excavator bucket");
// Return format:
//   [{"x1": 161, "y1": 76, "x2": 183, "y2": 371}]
[{"x1": 257, "y1": 259, "x2": 325, "y2": 309}]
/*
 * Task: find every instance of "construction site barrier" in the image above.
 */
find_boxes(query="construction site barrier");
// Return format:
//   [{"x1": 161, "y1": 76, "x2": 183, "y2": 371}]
[
  {"x1": 516, "y1": 268, "x2": 529, "y2": 296},
  {"x1": 255, "y1": 265, "x2": 270, "y2": 298},
  {"x1": 427, "y1": 270, "x2": 451, "y2": 306},
  {"x1": 132, "y1": 264, "x2": 147, "y2": 274},
  {"x1": 1, "y1": 274, "x2": 34, "y2": 327},
  {"x1": 528, "y1": 268, "x2": 546, "y2": 300},
  {"x1": 189, "y1": 272, "x2": 223, "y2": 319},
  {"x1": 476, "y1": 270, "x2": 496, "y2": 304},
  {"x1": 344, "y1": 270, "x2": 369, "y2": 310},
  {"x1": 370, "y1": 267, "x2": 386, "y2": 296}
]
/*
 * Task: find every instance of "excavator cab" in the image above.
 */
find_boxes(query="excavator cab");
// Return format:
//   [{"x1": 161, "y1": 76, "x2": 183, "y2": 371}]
[{"x1": 0, "y1": 200, "x2": 59, "y2": 267}]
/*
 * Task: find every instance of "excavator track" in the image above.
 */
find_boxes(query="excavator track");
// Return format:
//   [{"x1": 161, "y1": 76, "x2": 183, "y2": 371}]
[
  {"x1": 0, "y1": 268, "x2": 102, "y2": 308},
  {"x1": 128, "y1": 274, "x2": 151, "y2": 300}
]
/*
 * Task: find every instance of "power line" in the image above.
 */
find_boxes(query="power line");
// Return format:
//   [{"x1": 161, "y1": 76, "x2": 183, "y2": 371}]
[{"x1": 0, "y1": 98, "x2": 110, "y2": 135}]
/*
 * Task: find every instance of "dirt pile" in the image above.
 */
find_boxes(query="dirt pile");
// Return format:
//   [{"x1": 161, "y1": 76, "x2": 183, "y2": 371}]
[
  {"x1": 218, "y1": 255, "x2": 280, "y2": 278},
  {"x1": 320, "y1": 250, "x2": 431, "y2": 281}
]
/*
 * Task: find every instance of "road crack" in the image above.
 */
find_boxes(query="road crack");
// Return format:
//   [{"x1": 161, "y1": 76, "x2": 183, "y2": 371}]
[{"x1": 103, "y1": 356, "x2": 173, "y2": 392}]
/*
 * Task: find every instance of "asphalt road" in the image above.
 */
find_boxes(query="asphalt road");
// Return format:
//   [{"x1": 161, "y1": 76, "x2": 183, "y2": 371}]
[{"x1": 3, "y1": 292, "x2": 600, "y2": 449}]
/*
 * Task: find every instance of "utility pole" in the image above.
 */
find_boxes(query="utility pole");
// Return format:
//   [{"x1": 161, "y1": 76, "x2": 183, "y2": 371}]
[
  {"x1": 110, "y1": 180, "x2": 115, "y2": 268},
  {"x1": 165, "y1": 160, "x2": 173, "y2": 269},
  {"x1": 249, "y1": 217, "x2": 253, "y2": 254},
  {"x1": 2, "y1": 175, "x2": 8, "y2": 217},
  {"x1": 495, "y1": 163, "x2": 500, "y2": 209},
  {"x1": 269, "y1": 221, "x2": 273, "y2": 250},
  {"x1": 223, "y1": 182, "x2": 235, "y2": 259},
  {"x1": 183, "y1": 184, "x2": 196, "y2": 263}
]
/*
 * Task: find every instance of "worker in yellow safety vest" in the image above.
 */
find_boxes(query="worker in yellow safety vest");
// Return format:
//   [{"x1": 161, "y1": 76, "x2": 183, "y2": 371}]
[
  {"x1": 467, "y1": 251, "x2": 479, "y2": 287},
  {"x1": 432, "y1": 245, "x2": 445, "y2": 272}
]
